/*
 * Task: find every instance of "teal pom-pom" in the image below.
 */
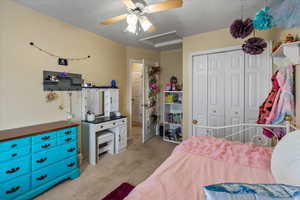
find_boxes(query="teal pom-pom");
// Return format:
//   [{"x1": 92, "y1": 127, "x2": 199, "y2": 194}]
[{"x1": 253, "y1": 7, "x2": 273, "y2": 30}]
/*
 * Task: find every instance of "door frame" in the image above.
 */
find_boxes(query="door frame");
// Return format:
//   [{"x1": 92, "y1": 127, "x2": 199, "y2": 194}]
[
  {"x1": 128, "y1": 59, "x2": 144, "y2": 142},
  {"x1": 188, "y1": 43, "x2": 272, "y2": 138}
]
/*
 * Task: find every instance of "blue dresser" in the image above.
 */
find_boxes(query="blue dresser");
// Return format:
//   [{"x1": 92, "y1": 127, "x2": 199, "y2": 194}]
[{"x1": 0, "y1": 121, "x2": 80, "y2": 200}]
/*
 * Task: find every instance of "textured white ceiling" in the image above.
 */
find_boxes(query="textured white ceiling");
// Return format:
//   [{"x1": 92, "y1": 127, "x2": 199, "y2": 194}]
[{"x1": 13, "y1": 0, "x2": 266, "y2": 50}]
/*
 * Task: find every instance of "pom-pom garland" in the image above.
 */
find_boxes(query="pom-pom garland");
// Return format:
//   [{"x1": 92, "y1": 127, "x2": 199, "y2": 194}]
[
  {"x1": 253, "y1": 7, "x2": 273, "y2": 30},
  {"x1": 230, "y1": 18, "x2": 254, "y2": 39},
  {"x1": 242, "y1": 37, "x2": 267, "y2": 55}
]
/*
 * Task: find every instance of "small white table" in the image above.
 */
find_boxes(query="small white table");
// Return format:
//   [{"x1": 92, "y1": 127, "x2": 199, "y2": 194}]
[{"x1": 82, "y1": 117, "x2": 127, "y2": 165}]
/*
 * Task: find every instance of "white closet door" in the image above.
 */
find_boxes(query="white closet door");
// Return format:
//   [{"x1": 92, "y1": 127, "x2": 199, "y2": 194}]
[
  {"x1": 192, "y1": 55, "x2": 208, "y2": 136},
  {"x1": 207, "y1": 53, "x2": 225, "y2": 138},
  {"x1": 244, "y1": 48, "x2": 272, "y2": 143},
  {"x1": 224, "y1": 50, "x2": 245, "y2": 142}
]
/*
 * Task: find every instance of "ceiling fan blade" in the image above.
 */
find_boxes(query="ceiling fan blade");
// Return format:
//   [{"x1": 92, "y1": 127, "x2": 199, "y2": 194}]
[
  {"x1": 100, "y1": 14, "x2": 128, "y2": 25},
  {"x1": 148, "y1": 25, "x2": 156, "y2": 33},
  {"x1": 139, "y1": 16, "x2": 156, "y2": 32},
  {"x1": 121, "y1": 0, "x2": 136, "y2": 9},
  {"x1": 146, "y1": 0, "x2": 183, "y2": 13}
]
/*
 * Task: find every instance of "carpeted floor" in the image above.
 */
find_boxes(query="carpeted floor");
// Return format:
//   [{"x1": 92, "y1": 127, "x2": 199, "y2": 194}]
[{"x1": 34, "y1": 126, "x2": 176, "y2": 200}]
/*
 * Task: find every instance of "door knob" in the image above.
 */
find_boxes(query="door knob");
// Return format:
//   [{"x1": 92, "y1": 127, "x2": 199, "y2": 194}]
[{"x1": 192, "y1": 120, "x2": 198, "y2": 125}]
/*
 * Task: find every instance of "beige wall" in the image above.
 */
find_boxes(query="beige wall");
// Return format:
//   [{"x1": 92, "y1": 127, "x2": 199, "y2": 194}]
[
  {"x1": 159, "y1": 50, "x2": 183, "y2": 123},
  {"x1": 126, "y1": 46, "x2": 160, "y2": 63},
  {"x1": 125, "y1": 46, "x2": 160, "y2": 135},
  {"x1": 160, "y1": 50, "x2": 183, "y2": 88},
  {"x1": 0, "y1": 0, "x2": 127, "y2": 130},
  {"x1": 182, "y1": 27, "x2": 299, "y2": 139}
]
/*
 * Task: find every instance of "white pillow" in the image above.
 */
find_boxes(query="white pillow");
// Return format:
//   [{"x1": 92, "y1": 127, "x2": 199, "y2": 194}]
[{"x1": 271, "y1": 131, "x2": 300, "y2": 186}]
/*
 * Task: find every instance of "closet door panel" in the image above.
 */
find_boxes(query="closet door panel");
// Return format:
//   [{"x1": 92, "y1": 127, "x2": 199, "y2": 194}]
[
  {"x1": 192, "y1": 55, "x2": 208, "y2": 136},
  {"x1": 245, "y1": 47, "x2": 272, "y2": 143},
  {"x1": 224, "y1": 50, "x2": 245, "y2": 142},
  {"x1": 207, "y1": 54, "x2": 225, "y2": 138}
]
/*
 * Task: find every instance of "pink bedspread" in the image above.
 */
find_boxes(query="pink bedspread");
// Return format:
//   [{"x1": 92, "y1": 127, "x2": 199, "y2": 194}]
[{"x1": 125, "y1": 136, "x2": 275, "y2": 200}]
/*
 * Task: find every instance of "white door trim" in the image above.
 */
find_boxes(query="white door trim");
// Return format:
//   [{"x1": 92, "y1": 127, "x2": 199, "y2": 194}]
[
  {"x1": 188, "y1": 42, "x2": 273, "y2": 138},
  {"x1": 128, "y1": 59, "x2": 144, "y2": 141}
]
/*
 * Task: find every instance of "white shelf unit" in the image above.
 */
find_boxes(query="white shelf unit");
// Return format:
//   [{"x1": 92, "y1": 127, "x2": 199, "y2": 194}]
[
  {"x1": 272, "y1": 41, "x2": 300, "y2": 65},
  {"x1": 163, "y1": 91, "x2": 183, "y2": 144}
]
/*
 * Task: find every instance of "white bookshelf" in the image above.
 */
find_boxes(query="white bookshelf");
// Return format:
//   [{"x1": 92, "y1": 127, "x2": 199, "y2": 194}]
[{"x1": 163, "y1": 91, "x2": 183, "y2": 144}]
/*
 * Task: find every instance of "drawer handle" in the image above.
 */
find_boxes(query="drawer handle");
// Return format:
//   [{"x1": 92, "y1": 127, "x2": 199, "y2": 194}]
[
  {"x1": 11, "y1": 153, "x2": 17, "y2": 158},
  {"x1": 67, "y1": 162, "x2": 75, "y2": 167},
  {"x1": 65, "y1": 138, "x2": 72, "y2": 142},
  {"x1": 41, "y1": 144, "x2": 50, "y2": 149},
  {"x1": 113, "y1": 123, "x2": 116, "y2": 125},
  {"x1": 67, "y1": 148, "x2": 75, "y2": 153},
  {"x1": 36, "y1": 174, "x2": 48, "y2": 181},
  {"x1": 36, "y1": 157, "x2": 47, "y2": 163},
  {"x1": 100, "y1": 126, "x2": 104, "y2": 128},
  {"x1": 11, "y1": 144, "x2": 17, "y2": 148},
  {"x1": 64, "y1": 131, "x2": 72, "y2": 135},
  {"x1": 41, "y1": 136, "x2": 50, "y2": 140},
  {"x1": 6, "y1": 186, "x2": 20, "y2": 194},
  {"x1": 6, "y1": 167, "x2": 20, "y2": 174}
]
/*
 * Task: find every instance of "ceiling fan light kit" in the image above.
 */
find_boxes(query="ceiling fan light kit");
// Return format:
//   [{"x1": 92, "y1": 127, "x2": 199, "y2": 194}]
[{"x1": 100, "y1": 0, "x2": 183, "y2": 35}]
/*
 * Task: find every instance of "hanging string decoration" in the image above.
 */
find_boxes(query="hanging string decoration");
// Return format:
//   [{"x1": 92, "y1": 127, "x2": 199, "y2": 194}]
[
  {"x1": 229, "y1": 0, "x2": 254, "y2": 39},
  {"x1": 253, "y1": 7, "x2": 273, "y2": 30},
  {"x1": 29, "y1": 42, "x2": 91, "y2": 66},
  {"x1": 269, "y1": 0, "x2": 300, "y2": 29},
  {"x1": 230, "y1": 18, "x2": 254, "y2": 39},
  {"x1": 242, "y1": 37, "x2": 267, "y2": 55}
]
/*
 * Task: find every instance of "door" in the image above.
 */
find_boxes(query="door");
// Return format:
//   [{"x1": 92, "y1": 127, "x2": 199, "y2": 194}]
[
  {"x1": 244, "y1": 46, "x2": 272, "y2": 143},
  {"x1": 132, "y1": 65, "x2": 143, "y2": 124},
  {"x1": 192, "y1": 55, "x2": 208, "y2": 136},
  {"x1": 207, "y1": 53, "x2": 226, "y2": 138},
  {"x1": 224, "y1": 50, "x2": 245, "y2": 142},
  {"x1": 142, "y1": 61, "x2": 158, "y2": 143}
]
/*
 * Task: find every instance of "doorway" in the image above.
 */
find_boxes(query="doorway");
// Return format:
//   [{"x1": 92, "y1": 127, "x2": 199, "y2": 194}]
[
  {"x1": 131, "y1": 62, "x2": 143, "y2": 144},
  {"x1": 128, "y1": 59, "x2": 160, "y2": 144}
]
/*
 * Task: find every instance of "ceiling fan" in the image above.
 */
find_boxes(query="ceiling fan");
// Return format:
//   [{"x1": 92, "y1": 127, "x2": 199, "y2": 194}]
[{"x1": 100, "y1": 0, "x2": 183, "y2": 35}]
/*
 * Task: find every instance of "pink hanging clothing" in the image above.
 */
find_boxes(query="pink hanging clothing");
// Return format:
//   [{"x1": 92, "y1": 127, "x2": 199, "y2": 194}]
[
  {"x1": 258, "y1": 65, "x2": 295, "y2": 139},
  {"x1": 257, "y1": 72, "x2": 280, "y2": 138}
]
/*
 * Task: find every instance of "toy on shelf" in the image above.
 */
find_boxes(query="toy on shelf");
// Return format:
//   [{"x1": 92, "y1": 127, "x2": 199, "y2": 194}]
[
  {"x1": 165, "y1": 94, "x2": 173, "y2": 104},
  {"x1": 284, "y1": 34, "x2": 297, "y2": 43},
  {"x1": 170, "y1": 76, "x2": 177, "y2": 91},
  {"x1": 165, "y1": 76, "x2": 182, "y2": 91}
]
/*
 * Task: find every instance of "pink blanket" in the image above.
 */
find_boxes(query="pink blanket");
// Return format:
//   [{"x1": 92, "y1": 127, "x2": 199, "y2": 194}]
[{"x1": 125, "y1": 136, "x2": 275, "y2": 200}]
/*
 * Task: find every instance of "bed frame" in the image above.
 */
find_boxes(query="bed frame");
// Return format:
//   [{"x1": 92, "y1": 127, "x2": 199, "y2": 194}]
[{"x1": 193, "y1": 116, "x2": 298, "y2": 146}]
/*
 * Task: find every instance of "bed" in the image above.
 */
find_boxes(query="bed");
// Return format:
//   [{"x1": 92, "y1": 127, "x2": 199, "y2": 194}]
[{"x1": 125, "y1": 135, "x2": 276, "y2": 200}]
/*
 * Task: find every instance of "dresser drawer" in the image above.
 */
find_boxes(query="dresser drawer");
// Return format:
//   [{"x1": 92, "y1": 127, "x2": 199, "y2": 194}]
[
  {"x1": 0, "y1": 146, "x2": 30, "y2": 163},
  {"x1": 32, "y1": 146, "x2": 60, "y2": 171},
  {"x1": 117, "y1": 118, "x2": 127, "y2": 126},
  {"x1": 32, "y1": 131, "x2": 57, "y2": 144},
  {"x1": 0, "y1": 174, "x2": 30, "y2": 200},
  {"x1": 59, "y1": 142, "x2": 77, "y2": 160},
  {"x1": 32, "y1": 139, "x2": 57, "y2": 153},
  {"x1": 58, "y1": 134, "x2": 77, "y2": 145},
  {"x1": 0, "y1": 156, "x2": 30, "y2": 182},
  {"x1": 57, "y1": 127, "x2": 77, "y2": 138},
  {"x1": 31, "y1": 156, "x2": 78, "y2": 188},
  {"x1": 0, "y1": 137, "x2": 30, "y2": 153},
  {"x1": 96, "y1": 121, "x2": 115, "y2": 131}
]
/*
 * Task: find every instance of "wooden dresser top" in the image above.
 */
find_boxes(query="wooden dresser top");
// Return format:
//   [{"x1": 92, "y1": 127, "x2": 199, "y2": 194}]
[{"x1": 0, "y1": 121, "x2": 79, "y2": 142}]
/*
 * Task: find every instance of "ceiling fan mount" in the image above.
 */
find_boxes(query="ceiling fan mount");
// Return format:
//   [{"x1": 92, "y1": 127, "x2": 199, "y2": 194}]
[
  {"x1": 128, "y1": 3, "x2": 146, "y2": 16},
  {"x1": 100, "y1": 0, "x2": 183, "y2": 34}
]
